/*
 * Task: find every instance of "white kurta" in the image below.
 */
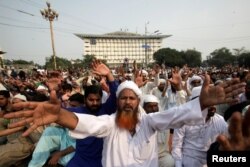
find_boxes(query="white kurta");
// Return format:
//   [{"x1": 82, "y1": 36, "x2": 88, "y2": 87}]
[
  {"x1": 172, "y1": 113, "x2": 228, "y2": 167},
  {"x1": 140, "y1": 74, "x2": 159, "y2": 95},
  {"x1": 69, "y1": 98, "x2": 206, "y2": 167}
]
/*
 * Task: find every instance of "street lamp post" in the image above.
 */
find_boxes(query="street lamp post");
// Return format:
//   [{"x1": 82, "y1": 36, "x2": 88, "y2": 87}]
[
  {"x1": 40, "y1": 2, "x2": 59, "y2": 70},
  {"x1": 144, "y1": 22, "x2": 160, "y2": 68},
  {"x1": 0, "y1": 50, "x2": 6, "y2": 69},
  {"x1": 144, "y1": 22, "x2": 149, "y2": 68}
]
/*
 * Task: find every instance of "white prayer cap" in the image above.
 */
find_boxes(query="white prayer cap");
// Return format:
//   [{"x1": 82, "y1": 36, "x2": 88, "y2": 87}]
[
  {"x1": 116, "y1": 81, "x2": 142, "y2": 98},
  {"x1": 126, "y1": 73, "x2": 133, "y2": 77},
  {"x1": 37, "y1": 85, "x2": 48, "y2": 91},
  {"x1": 13, "y1": 93, "x2": 27, "y2": 102},
  {"x1": 143, "y1": 94, "x2": 159, "y2": 104},
  {"x1": 189, "y1": 75, "x2": 202, "y2": 85},
  {"x1": 141, "y1": 70, "x2": 148, "y2": 76},
  {"x1": 214, "y1": 80, "x2": 223, "y2": 86},
  {"x1": 0, "y1": 83, "x2": 7, "y2": 91},
  {"x1": 158, "y1": 79, "x2": 166, "y2": 85},
  {"x1": 191, "y1": 86, "x2": 202, "y2": 100}
]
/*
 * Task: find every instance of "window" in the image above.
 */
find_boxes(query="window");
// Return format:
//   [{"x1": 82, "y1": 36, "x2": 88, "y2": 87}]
[{"x1": 90, "y1": 39, "x2": 96, "y2": 45}]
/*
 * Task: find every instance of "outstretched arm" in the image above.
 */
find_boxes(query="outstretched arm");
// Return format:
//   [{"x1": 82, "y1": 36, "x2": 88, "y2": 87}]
[{"x1": 4, "y1": 90, "x2": 79, "y2": 136}]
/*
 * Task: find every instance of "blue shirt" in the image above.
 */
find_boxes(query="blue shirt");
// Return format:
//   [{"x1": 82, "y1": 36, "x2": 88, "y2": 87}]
[{"x1": 66, "y1": 81, "x2": 118, "y2": 167}]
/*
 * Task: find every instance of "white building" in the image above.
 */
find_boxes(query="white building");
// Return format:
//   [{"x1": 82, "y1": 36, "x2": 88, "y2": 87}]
[{"x1": 75, "y1": 31, "x2": 171, "y2": 67}]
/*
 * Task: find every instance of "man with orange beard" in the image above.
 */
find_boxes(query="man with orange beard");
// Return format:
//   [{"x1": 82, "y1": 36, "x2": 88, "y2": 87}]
[{"x1": 4, "y1": 74, "x2": 247, "y2": 167}]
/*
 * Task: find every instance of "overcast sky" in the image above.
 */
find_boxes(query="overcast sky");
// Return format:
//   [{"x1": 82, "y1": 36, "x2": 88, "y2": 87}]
[{"x1": 0, "y1": 0, "x2": 250, "y2": 65}]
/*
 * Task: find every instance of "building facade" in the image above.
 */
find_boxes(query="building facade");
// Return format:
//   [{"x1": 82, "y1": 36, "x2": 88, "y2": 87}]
[{"x1": 76, "y1": 31, "x2": 171, "y2": 67}]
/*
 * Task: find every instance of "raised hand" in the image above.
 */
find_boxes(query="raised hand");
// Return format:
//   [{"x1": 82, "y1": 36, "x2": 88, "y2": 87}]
[
  {"x1": 152, "y1": 64, "x2": 161, "y2": 76},
  {"x1": 199, "y1": 73, "x2": 246, "y2": 110},
  {"x1": 217, "y1": 107, "x2": 250, "y2": 151},
  {"x1": 4, "y1": 91, "x2": 61, "y2": 136},
  {"x1": 135, "y1": 71, "x2": 147, "y2": 87},
  {"x1": 46, "y1": 71, "x2": 62, "y2": 91},
  {"x1": 91, "y1": 59, "x2": 110, "y2": 76},
  {"x1": 168, "y1": 69, "x2": 182, "y2": 91}
]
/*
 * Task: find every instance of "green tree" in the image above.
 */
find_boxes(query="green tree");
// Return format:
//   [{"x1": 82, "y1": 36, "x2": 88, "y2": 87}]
[
  {"x1": 12, "y1": 59, "x2": 33, "y2": 65},
  {"x1": 208, "y1": 47, "x2": 235, "y2": 67},
  {"x1": 182, "y1": 49, "x2": 202, "y2": 67},
  {"x1": 82, "y1": 54, "x2": 96, "y2": 69},
  {"x1": 71, "y1": 59, "x2": 84, "y2": 68},
  {"x1": 238, "y1": 52, "x2": 250, "y2": 68},
  {"x1": 45, "y1": 56, "x2": 71, "y2": 70},
  {"x1": 153, "y1": 48, "x2": 185, "y2": 67},
  {"x1": 233, "y1": 47, "x2": 247, "y2": 66}
]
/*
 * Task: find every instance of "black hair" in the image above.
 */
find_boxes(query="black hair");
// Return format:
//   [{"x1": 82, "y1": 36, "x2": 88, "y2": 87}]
[
  {"x1": 84, "y1": 85, "x2": 103, "y2": 99},
  {"x1": 62, "y1": 83, "x2": 72, "y2": 92},
  {"x1": 18, "y1": 70, "x2": 26, "y2": 81},
  {"x1": 69, "y1": 93, "x2": 85, "y2": 104},
  {"x1": 32, "y1": 92, "x2": 49, "y2": 102},
  {"x1": 0, "y1": 90, "x2": 10, "y2": 98}
]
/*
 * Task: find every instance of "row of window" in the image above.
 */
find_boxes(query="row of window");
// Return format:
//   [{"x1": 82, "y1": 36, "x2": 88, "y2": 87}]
[
  {"x1": 86, "y1": 40, "x2": 161, "y2": 44},
  {"x1": 84, "y1": 45, "x2": 160, "y2": 48},
  {"x1": 85, "y1": 50, "x2": 155, "y2": 52},
  {"x1": 86, "y1": 39, "x2": 161, "y2": 42}
]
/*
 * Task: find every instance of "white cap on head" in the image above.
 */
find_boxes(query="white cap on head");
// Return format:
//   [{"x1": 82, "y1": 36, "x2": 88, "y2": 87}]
[
  {"x1": 189, "y1": 75, "x2": 202, "y2": 85},
  {"x1": 141, "y1": 70, "x2": 148, "y2": 76},
  {"x1": 37, "y1": 85, "x2": 48, "y2": 91},
  {"x1": 190, "y1": 86, "x2": 202, "y2": 99},
  {"x1": 116, "y1": 81, "x2": 142, "y2": 98},
  {"x1": 13, "y1": 93, "x2": 27, "y2": 102},
  {"x1": 143, "y1": 94, "x2": 159, "y2": 104},
  {"x1": 214, "y1": 80, "x2": 223, "y2": 85},
  {"x1": 158, "y1": 79, "x2": 166, "y2": 85},
  {"x1": 0, "y1": 83, "x2": 7, "y2": 91}
]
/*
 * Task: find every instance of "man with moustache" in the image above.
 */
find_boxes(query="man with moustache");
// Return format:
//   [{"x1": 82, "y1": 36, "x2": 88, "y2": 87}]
[
  {"x1": 4, "y1": 74, "x2": 246, "y2": 167},
  {"x1": 172, "y1": 86, "x2": 228, "y2": 167},
  {"x1": 142, "y1": 94, "x2": 175, "y2": 167},
  {"x1": 65, "y1": 60, "x2": 118, "y2": 167},
  {"x1": 151, "y1": 79, "x2": 169, "y2": 110}
]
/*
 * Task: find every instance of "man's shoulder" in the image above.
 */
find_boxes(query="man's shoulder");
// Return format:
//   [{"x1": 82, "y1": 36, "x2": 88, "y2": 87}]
[
  {"x1": 67, "y1": 106, "x2": 88, "y2": 114},
  {"x1": 213, "y1": 113, "x2": 226, "y2": 121}
]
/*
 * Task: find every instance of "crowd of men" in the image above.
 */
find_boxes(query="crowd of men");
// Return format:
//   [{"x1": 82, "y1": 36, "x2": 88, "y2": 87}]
[{"x1": 0, "y1": 60, "x2": 249, "y2": 167}]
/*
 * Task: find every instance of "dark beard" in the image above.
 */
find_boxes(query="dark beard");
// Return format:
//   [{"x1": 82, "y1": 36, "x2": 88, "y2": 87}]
[
  {"x1": 207, "y1": 112, "x2": 215, "y2": 117},
  {"x1": 158, "y1": 87, "x2": 164, "y2": 92},
  {"x1": 115, "y1": 106, "x2": 139, "y2": 131}
]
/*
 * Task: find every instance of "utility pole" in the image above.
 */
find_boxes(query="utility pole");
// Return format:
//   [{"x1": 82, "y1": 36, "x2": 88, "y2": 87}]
[
  {"x1": 145, "y1": 21, "x2": 149, "y2": 68},
  {"x1": 40, "y1": 2, "x2": 59, "y2": 70},
  {"x1": 0, "y1": 50, "x2": 6, "y2": 69}
]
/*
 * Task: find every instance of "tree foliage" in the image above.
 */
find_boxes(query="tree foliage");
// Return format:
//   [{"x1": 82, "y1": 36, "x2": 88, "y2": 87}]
[
  {"x1": 45, "y1": 56, "x2": 71, "y2": 69},
  {"x1": 12, "y1": 59, "x2": 34, "y2": 65},
  {"x1": 207, "y1": 47, "x2": 235, "y2": 67},
  {"x1": 82, "y1": 54, "x2": 108, "y2": 69},
  {"x1": 153, "y1": 48, "x2": 201, "y2": 67},
  {"x1": 181, "y1": 49, "x2": 201, "y2": 67},
  {"x1": 238, "y1": 52, "x2": 250, "y2": 68},
  {"x1": 82, "y1": 54, "x2": 96, "y2": 69}
]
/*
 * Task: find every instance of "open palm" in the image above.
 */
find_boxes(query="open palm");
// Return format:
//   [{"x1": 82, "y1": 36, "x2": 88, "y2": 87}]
[
  {"x1": 5, "y1": 91, "x2": 61, "y2": 136},
  {"x1": 199, "y1": 73, "x2": 245, "y2": 110},
  {"x1": 91, "y1": 59, "x2": 110, "y2": 76}
]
